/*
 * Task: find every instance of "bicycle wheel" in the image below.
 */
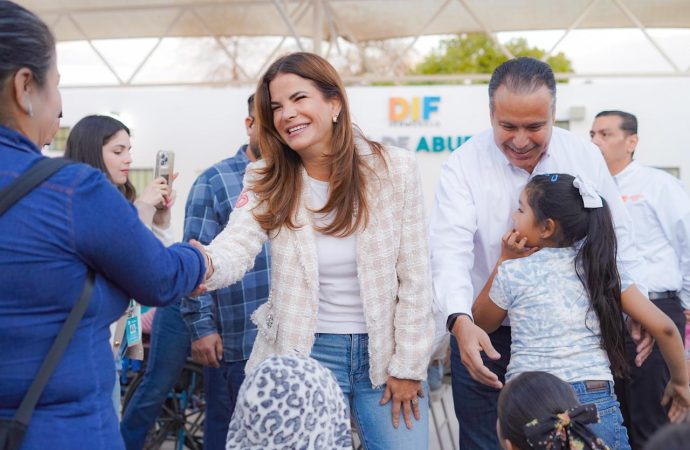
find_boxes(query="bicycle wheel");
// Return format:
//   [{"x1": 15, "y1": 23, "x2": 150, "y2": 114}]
[{"x1": 121, "y1": 360, "x2": 206, "y2": 450}]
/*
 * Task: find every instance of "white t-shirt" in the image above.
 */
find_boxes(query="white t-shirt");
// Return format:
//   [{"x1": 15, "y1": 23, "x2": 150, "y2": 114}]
[{"x1": 307, "y1": 177, "x2": 367, "y2": 334}]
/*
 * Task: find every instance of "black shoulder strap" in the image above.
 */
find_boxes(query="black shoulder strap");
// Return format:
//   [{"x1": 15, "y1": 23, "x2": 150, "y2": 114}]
[
  {"x1": 13, "y1": 269, "x2": 95, "y2": 425},
  {"x1": 0, "y1": 157, "x2": 72, "y2": 215},
  {"x1": 0, "y1": 157, "x2": 95, "y2": 426}
]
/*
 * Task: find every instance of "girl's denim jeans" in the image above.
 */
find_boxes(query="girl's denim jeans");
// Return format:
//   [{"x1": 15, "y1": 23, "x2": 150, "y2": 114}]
[{"x1": 570, "y1": 380, "x2": 631, "y2": 450}]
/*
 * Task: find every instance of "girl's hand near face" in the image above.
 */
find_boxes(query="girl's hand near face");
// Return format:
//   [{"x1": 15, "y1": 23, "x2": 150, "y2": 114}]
[{"x1": 500, "y1": 230, "x2": 539, "y2": 263}]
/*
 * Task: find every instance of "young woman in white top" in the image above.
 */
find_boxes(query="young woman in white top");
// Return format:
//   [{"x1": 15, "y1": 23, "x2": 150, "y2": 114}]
[
  {"x1": 194, "y1": 52, "x2": 434, "y2": 449},
  {"x1": 472, "y1": 173, "x2": 690, "y2": 449}
]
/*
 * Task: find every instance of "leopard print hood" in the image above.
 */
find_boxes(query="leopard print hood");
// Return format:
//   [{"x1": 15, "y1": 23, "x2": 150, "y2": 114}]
[{"x1": 226, "y1": 354, "x2": 352, "y2": 449}]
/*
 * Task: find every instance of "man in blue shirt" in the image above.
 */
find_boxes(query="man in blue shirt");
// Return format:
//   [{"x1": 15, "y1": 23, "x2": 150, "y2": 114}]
[{"x1": 181, "y1": 94, "x2": 271, "y2": 450}]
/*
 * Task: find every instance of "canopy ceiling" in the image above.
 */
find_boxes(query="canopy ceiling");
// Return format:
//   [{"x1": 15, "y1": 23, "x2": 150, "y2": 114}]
[
  {"x1": 21, "y1": 0, "x2": 690, "y2": 43},
  {"x1": 16, "y1": 0, "x2": 690, "y2": 86}
]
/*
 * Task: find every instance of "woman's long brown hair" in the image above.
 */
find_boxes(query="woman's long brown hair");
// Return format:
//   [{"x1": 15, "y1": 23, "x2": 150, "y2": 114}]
[{"x1": 253, "y1": 52, "x2": 384, "y2": 237}]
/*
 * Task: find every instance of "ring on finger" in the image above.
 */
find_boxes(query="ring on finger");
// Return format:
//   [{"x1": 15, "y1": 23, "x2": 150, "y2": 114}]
[{"x1": 411, "y1": 398, "x2": 419, "y2": 405}]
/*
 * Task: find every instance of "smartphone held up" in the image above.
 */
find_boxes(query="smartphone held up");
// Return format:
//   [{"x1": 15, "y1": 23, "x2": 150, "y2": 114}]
[{"x1": 154, "y1": 150, "x2": 174, "y2": 209}]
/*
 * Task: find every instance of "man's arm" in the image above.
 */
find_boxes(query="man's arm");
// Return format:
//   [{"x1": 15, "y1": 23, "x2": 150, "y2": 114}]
[
  {"x1": 429, "y1": 153, "x2": 502, "y2": 388},
  {"x1": 180, "y1": 172, "x2": 224, "y2": 367},
  {"x1": 429, "y1": 155, "x2": 478, "y2": 320}
]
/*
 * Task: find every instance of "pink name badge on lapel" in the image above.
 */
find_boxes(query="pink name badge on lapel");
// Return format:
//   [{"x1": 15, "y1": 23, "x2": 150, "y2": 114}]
[{"x1": 235, "y1": 190, "x2": 249, "y2": 208}]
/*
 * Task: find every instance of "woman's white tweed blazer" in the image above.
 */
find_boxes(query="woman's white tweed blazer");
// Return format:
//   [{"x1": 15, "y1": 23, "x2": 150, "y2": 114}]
[{"x1": 204, "y1": 142, "x2": 434, "y2": 386}]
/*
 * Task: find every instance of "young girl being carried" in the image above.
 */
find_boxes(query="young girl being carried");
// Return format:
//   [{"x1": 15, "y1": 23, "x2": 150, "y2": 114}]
[{"x1": 472, "y1": 173, "x2": 690, "y2": 449}]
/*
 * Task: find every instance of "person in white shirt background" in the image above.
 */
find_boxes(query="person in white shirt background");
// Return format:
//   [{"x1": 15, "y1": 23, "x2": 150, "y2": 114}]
[
  {"x1": 591, "y1": 110, "x2": 690, "y2": 449},
  {"x1": 429, "y1": 57, "x2": 654, "y2": 450}
]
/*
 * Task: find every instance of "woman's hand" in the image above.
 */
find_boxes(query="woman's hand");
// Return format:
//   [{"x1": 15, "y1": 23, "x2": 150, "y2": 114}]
[
  {"x1": 500, "y1": 230, "x2": 539, "y2": 263},
  {"x1": 661, "y1": 381, "x2": 690, "y2": 423},
  {"x1": 190, "y1": 239, "x2": 214, "y2": 283},
  {"x1": 152, "y1": 189, "x2": 175, "y2": 228},
  {"x1": 138, "y1": 176, "x2": 168, "y2": 208},
  {"x1": 188, "y1": 239, "x2": 209, "y2": 297},
  {"x1": 380, "y1": 376, "x2": 424, "y2": 429}
]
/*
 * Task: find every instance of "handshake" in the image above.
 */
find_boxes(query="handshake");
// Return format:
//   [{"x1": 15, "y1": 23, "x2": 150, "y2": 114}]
[{"x1": 190, "y1": 239, "x2": 213, "y2": 297}]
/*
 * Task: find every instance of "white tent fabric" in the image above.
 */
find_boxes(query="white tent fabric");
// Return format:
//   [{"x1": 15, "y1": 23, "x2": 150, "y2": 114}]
[{"x1": 21, "y1": 0, "x2": 690, "y2": 42}]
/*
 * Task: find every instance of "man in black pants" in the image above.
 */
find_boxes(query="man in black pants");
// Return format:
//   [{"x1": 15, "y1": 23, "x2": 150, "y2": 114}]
[{"x1": 591, "y1": 110, "x2": 690, "y2": 449}]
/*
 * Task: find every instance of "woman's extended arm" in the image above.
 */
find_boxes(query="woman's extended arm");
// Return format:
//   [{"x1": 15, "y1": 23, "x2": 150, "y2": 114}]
[
  {"x1": 203, "y1": 169, "x2": 269, "y2": 291},
  {"x1": 72, "y1": 168, "x2": 205, "y2": 306}
]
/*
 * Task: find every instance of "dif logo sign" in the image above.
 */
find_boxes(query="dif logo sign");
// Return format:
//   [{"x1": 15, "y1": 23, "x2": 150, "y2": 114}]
[{"x1": 389, "y1": 96, "x2": 441, "y2": 126}]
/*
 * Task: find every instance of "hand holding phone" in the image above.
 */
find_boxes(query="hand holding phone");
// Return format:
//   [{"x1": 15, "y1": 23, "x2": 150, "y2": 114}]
[
  {"x1": 154, "y1": 150, "x2": 175, "y2": 209},
  {"x1": 154, "y1": 150, "x2": 175, "y2": 185}
]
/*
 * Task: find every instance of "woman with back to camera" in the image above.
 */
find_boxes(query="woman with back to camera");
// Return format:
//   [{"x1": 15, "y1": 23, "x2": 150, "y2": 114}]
[
  {"x1": 194, "y1": 52, "x2": 434, "y2": 449},
  {"x1": 0, "y1": 2, "x2": 207, "y2": 449}
]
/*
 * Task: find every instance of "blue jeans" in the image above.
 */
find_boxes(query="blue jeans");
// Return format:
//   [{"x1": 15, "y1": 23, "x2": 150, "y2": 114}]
[
  {"x1": 570, "y1": 381, "x2": 631, "y2": 450},
  {"x1": 120, "y1": 303, "x2": 231, "y2": 450},
  {"x1": 450, "y1": 326, "x2": 511, "y2": 450},
  {"x1": 202, "y1": 360, "x2": 247, "y2": 450},
  {"x1": 310, "y1": 333, "x2": 429, "y2": 450}
]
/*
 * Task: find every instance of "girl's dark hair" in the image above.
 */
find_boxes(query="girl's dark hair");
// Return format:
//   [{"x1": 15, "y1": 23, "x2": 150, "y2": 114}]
[
  {"x1": 64, "y1": 115, "x2": 136, "y2": 201},
  {"x1": 525, "y1": 174, "x2": 628, "y2": 377},
  {"x1": 644, "y1": 423, "x2": 690, "y2": 450},
  {"x1": 498, "y1": 372, "x2": 581, "y2": 449},
  {"x1": 0, "y1": 0, "x2": 55, "y2": 123}
]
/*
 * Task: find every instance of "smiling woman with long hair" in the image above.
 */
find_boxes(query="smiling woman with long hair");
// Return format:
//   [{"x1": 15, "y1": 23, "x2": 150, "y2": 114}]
[{"x1": 195, "y1": 52, "x2": 434, "y2": 449}]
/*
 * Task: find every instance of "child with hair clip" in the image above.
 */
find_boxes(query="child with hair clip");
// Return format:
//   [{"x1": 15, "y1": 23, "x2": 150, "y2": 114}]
[
  {"x1": 498, "y1": 371, "x2": 609, "y2": 450},
  {"x1": 473, "y1": 173, "x2": 690, "y2": 449}
]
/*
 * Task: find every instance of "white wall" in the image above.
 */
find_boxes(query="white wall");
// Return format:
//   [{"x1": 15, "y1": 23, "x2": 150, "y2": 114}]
[{"x1": 58, "y1": 79, "x2": 690, "y2": 238}]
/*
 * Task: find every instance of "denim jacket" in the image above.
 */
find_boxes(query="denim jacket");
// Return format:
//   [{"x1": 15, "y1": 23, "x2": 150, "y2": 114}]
[{"x1": 0, "y1": 125, "x2": 205, "y2": 449}]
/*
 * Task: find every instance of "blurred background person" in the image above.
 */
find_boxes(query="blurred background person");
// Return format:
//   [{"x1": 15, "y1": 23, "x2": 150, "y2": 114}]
[
  {"x1": 591, "y1": 110, "x2": 690, "y2": 449},
  {"x1": 64, "y1": 114, "x2": 176, "y2": 421}
]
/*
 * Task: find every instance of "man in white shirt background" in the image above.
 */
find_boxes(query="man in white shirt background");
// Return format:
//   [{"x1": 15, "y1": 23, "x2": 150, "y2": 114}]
[
  {"x1": 591, "y1": 110, "x2": 690, "y2": 449},
  {"x1": 429, "y1": 57, "x2": 653, "y2": 449}
]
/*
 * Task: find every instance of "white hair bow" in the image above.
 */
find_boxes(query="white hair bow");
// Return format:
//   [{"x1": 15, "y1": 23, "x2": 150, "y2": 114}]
[{"x1": 572, "y1": 176, "x2": 603, "y2": 209}]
